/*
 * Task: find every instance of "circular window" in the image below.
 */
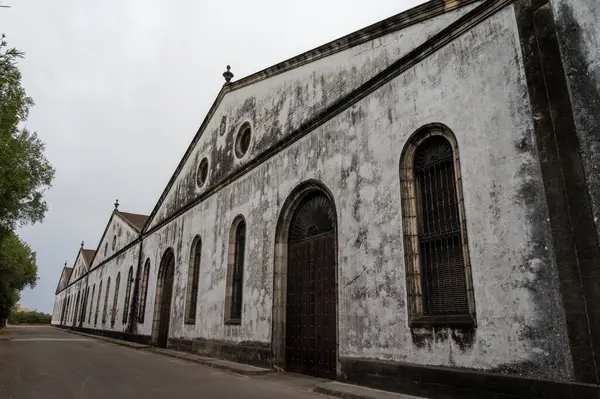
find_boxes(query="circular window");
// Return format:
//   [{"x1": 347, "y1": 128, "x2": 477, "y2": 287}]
[
  {"x1": 235, "y1": 124, "x2": 252, "y2": 158},
  {"x1": 197, "y1": 158, "x2": 209, "y2": 187},
  {"x1": 112, "y1": 235, "x2": 116, "y2": 250}
]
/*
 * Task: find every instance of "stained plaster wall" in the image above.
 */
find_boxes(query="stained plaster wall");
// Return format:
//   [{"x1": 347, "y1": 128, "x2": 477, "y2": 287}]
[
  {"x1": 53, "y1": 277, "x2": 86, "y2": 326},
  {"x1": 69, "y1": 253, "x2": 88, "y2": 283},
  {"x1": 78, "y1": 243, "x2": 141, "y2": 332},
  {"x1": 137, "y1": 5, "x2": 571, "y2": 380},
  {"x1": 91, "y1": 213, "x2": 139, "y2": 269},
  {"x1": 148, "y1": 1, "x2": 483, "y2": 231},
  {"x1": 550, "y1": 0, "x2": 600, "y2": 245},
  {"x1": 52, "y1": 244, "x2": 140, "y2": 331}
]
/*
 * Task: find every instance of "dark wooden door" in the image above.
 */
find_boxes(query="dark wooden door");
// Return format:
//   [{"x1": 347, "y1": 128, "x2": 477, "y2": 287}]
[
  {"x1": 286, "y1": 193, "x2": 337, "y2": 378},
  {"x1": 157, "y1": 253, "x2": 175, "y2": 348}
]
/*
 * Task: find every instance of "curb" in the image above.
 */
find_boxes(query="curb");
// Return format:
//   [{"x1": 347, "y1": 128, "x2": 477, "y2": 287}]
[
  {"x1": 313, "y1": 382, "x2": 425, "y2": 399},
  {"x1": 146, "y1": 348, "x2": 274, "y2": 376},
  {"x1": 64, "y1": 329, "x2": 151, "y2": 349},
  {"x1": 61, "y1": 327, "x2": 272, "y2": 377}
]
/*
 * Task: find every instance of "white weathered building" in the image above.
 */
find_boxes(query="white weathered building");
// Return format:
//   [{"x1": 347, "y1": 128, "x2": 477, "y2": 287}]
[{"x1": 51, "y1": 0, "x2": 600, "y2": 397}]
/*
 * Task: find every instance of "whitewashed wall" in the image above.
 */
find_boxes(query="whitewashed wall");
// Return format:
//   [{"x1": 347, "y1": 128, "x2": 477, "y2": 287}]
[
  {"x1": 138, "y1": 4, "x2": 571, "y2": 381},
  {"x1": 90, "y1": 212, "x2": 139, "y2": 268},
  {"x1": 79, "y1": 243, "x2": 140, "y2": 332}
]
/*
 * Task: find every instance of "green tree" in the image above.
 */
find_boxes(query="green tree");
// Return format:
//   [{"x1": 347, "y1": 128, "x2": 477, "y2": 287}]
[
  {"x1": 0, "y1": 231, "x2": 37, "y2": 321},
  {"x1": 0, "y1": 34, "x2": 55, "y2": 234},
  {"x1": 0, "y1": 34, "x2": 53, "y2": 325}
]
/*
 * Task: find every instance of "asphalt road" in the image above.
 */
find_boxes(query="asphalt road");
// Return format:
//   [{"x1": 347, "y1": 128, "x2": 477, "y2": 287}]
[{"x1": 0, "y1": 325, "x2": 329, "y2": 399}]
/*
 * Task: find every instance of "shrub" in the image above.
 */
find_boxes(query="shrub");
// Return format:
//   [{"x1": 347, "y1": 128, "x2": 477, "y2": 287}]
[{"x1": 8, "y1": 311, "x2": 51, "y2": 324}]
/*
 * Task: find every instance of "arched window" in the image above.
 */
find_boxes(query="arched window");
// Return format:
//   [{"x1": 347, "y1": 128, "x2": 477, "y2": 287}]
[
  {"x1": 95, "y1": 281, "x2": 102, "y2": 326},
  {"x1": 400, "y1": 124, "x2": 475, "y2": 328},
  {"x1": 123, "y1": 266, "x2": 134, "y2": 324},
  {"x1": 185, "y1": 236, "x2": 202, "y2": 324},
  {"x1": 138, "y1": 259, "x2": 150, "y2": 323},
  {"x1": 102, "y1": 278, "x2": 111, "y2": 325},
  {"x1": 225, "y1": 217, "x2": 246, "y2": 325},
  {"x1": 89, "y1": 285, "x2": 95, "y2": 324},
  {"x1": 81, "y1": 287, "x2": 89, "y2": 326},
  {"x1": 65, "y1": 297, "x2": 71, "y2": 323},
  {"x1": 111, "y1": 273, "x2": 120, "y2": 327}
]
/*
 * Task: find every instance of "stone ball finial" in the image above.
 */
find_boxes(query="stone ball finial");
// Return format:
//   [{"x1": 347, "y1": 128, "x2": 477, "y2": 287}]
[
  {"x1": 81, "y1": 241, "x2": 84, "y2": 248},
  {"x1": 114, "y1": 199, "x2": 119, "y2": 209},
  {"x1": 223, "y1": 65, "x2": 234, "y2": 83},
  {"x1": 64, "y1": 261, "x2": 67, "y2": 267}
]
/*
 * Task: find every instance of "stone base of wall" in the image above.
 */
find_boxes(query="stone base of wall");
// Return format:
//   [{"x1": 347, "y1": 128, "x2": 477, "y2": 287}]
[
  {"x1": 339, "y1": 357, "x2": 600, "y2": 399},
  {"x1": 167, "y1": 337, "x2": 271, "y2": 369},
  {"x1": 56, "y1": 324, "x2": 151, "y2": 346},
  {"x1": 54, "y1": 325, "x2": 271, "y2": 368}
]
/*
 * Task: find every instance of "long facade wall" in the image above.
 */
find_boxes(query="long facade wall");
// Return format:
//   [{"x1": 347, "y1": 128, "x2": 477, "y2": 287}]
[
  {"x1": 52, "y1": 0, "x2": 584, "y2": 389},
  {"x1": 53, "y1": 243, "x2": 140, "y2": 334},
  {"x1": 137, "y1": 4, "x2": 569, "y2": 380}
]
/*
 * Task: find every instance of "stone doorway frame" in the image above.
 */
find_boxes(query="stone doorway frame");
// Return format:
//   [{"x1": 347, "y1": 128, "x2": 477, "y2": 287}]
[
  {"x1": 151, "y1": 247, "x2": 175, "y2": 347},
  {"x1": 271, "y1": 179, "x2": 339, "y2": 374}
]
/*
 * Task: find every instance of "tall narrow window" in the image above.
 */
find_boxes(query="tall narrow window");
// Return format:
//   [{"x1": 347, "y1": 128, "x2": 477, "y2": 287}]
[
  {"x1": 185, "y1": 237, "x2": 202, "y2": 324},
  {"x1": 111, "y1": 273, "x2": 120, "y2": 327},
  {"x1": 123, "y1": 266, "x2": 133, "y2": 324},
  {"x1": 225, "y1": 217, "x2": 245, "y2": 324},
  {"x1": 138, "y1": 259, "x2": 150, "y2": 323},
  {"x1": 95, "y1": 281, "x2": 102, "y2": 326},
  {"x1": 89, "y1": 285, "x2": 95, "y2": 323},
  {"x1": 102, "y1": 278, "x2": 111, "y2": 325},
  {"x1": 400, "y1": 125, "x2": 475, "y2": 328}
]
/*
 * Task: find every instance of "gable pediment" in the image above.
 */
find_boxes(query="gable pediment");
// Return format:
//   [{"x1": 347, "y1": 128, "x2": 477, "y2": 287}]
[
  {"x1": 144, "y1": 0, "x2": 483, "y2": 231},
  {"x1": 90, "y1": 210, "x2": 145, "y2": 269}
]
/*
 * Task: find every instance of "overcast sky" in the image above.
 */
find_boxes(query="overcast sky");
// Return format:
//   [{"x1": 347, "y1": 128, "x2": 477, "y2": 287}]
[{"x1": 1, "y1": 0, "x2": 425, "y2": 313}]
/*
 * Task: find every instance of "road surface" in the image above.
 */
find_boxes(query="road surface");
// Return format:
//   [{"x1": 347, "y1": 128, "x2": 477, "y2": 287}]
[{"x1": 0, "y1": 325, "x2": 330, "y2": 399}]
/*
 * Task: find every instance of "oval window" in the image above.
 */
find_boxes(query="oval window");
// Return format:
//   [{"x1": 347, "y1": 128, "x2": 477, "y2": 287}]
[
  {"x1": 197, "y1": 158, "x2": 209, "y2": 187},
  {"x1": 235, "y1": 124, "x2": 252, "y2": 159},
  {"x1": 112, "y1": 235, "x2": 117, "y2": 250}
]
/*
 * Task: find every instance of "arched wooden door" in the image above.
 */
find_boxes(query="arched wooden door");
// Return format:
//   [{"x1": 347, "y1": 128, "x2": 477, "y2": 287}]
[
  {"x1": 286, "y1": 192, "x2": 337, "y2": 378},
  {"x1": 157, "y1": 250, "x2": 175, "y2": 348}
]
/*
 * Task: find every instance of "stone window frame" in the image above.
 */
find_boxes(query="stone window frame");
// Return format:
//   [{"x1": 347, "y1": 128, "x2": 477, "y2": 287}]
[
  {"x1": 81, "y1": 287, "x2": 89, "y2": 327},
  {"x1": 111, "y1": 273, "x2": 120, "y2": 327},
  {"x1": 122, "y1": 266, "x2": 134, "y2": 324},
  {"x1": 73, "y1": 292, "x2": 80, "y2": 327},
  {"x1": 138, "y1": 259, "x2": 150, "y2": 324},
  {"x1": 234, "y1": 122, "x2": 252, "y2": 159},
  {"x1": 185, "y1": 235, "x2": 202, "y2": 324},
  {"x1": 400, "y1": 123, "x2": 476, "y2": 328},
  {"x1": 102, "y1": 277, "x2": 111, "y2": 325},
  {"x1": 197, "y1": 157, "x2": 209, "y2": 188},
  {"x1": 271, "y1": 180, "x2": 339, "y2": 371},
  {"x1": 224, "y1": 215, "x2": 246, "y2": 326},
  {"x1": 88, "y1": 284, "x2": 95, "y2": 324},
  {"x1": 94, "y1": 281, "x2": 102, "y2": 327}
]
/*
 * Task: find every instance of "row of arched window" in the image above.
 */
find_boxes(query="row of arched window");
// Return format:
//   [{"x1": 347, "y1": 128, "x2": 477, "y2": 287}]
[
  {"x1": 178, "y1": 216, "x2": 246, "y2": 325},
  {"x1": 58, "y1": 125, "x2": 475, "y2": 330},
  {"x1": 59, "y1": 263, "x2": 148, "y2": 329}
]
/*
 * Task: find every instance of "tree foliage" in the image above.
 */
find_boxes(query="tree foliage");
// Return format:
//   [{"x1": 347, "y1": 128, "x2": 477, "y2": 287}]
[
  {"x1": 8, "y1": 310, "x2": 51, "y2": 325},
  {"x1": 0, "y1": 231, "x2": 37, "y2": 317},
  {"x1": 0, "y1": 34, "x2": 53, "y2": 322},
  {"x1": 0, "y1": 34, "x2": 54, "y2": 232}
]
